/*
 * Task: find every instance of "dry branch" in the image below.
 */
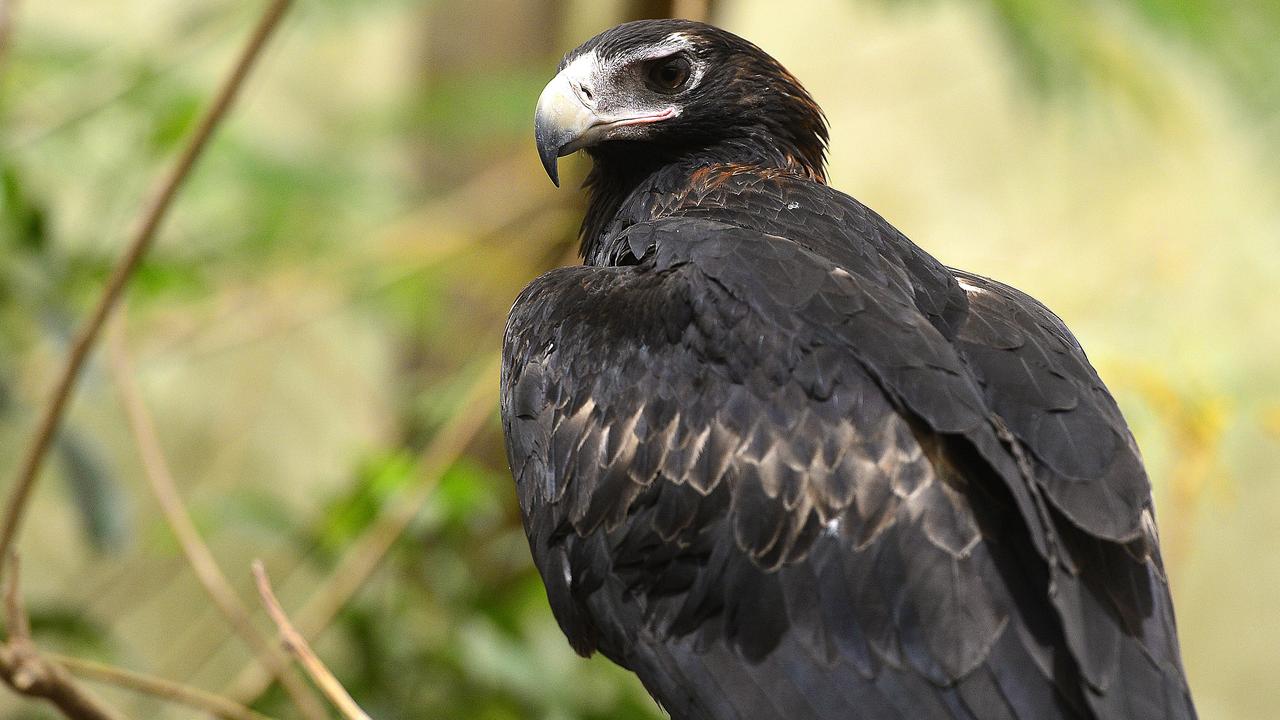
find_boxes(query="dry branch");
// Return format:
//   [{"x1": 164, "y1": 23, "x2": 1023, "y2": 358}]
[
  {"x1": 253, "y1": 562, "x2": 373, "y2": 720},
  {"x1": 300, "y1": 353, "x2": 499, "y2": 623},
  {"x1": 48, "y1": 653, "x2": 276, "y2": 720},
  {"x1": 0, "y1": 0, "x2": 16, "y2": 73},
  {"x1": 226, "y1": 355, "x2": 500, "y2": 703},
  {"x1": 224, "y1": 208, "x2": 571, "y2": 706},
  {"x1": 298, "y1": 361, "x2": 497, "y2": 628},
  {"x1": 106, "y1": 321, "x2": 330, "y2": 720},
  {"x1": 0, "y1": 0, "x2": 293, "y2": 563},
  {"x1": 0, "y1": 556, "x2": 126, "y2": 720}
]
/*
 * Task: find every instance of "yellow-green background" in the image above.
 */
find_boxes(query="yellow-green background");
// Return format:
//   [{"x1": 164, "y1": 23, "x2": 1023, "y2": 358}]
[{"x1": 1, "y1": 0, "x2": 1276, "y2": 718}]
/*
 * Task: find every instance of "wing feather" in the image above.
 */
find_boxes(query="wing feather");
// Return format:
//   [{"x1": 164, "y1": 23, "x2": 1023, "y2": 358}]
[{"x1": 501, "y1": 205, "x2": 1194, "y2": 719}]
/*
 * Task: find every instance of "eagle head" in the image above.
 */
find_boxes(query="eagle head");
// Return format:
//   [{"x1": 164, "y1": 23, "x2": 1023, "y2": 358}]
[{"x1": 534, "y1": 19, "x2": 828, "y2": 187}]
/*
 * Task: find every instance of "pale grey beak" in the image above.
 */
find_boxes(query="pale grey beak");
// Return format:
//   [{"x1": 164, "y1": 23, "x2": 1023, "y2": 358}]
[
  {"x1": 535, "y1": 72, "x2": 598, "y2": 187},
  {"x1": 534, "y1": 65, "x2": 678, "y2": 187}
]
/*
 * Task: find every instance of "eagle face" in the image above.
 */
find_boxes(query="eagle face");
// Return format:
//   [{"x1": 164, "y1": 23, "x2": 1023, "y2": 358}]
[{"x1": 535, "y1": 19, "x2": 828, "y2": 186}]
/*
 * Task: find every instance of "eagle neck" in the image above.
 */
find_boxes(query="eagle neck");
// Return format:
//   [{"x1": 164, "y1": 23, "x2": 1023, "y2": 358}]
[
  {"x1": 578, "y1": 144, "x2": 668, "y2": 264},
  {"x1": 579, "y1": 136, "x2": 824, "y2": 264}
]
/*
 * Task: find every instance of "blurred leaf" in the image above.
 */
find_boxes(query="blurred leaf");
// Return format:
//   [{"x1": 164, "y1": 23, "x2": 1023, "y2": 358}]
[
  {"x1": 221, "y1": 487, "x2": 300, "y2": 536},
  {"x1": 0, "y1": 163, "x2": 49, "y2": 253},
  {"x1": 1129, "y1": 0, "x2": 1216, "y2": 38},
  {"x1": 881, "y1": 0, "x2": 1280, "y2": 133},
  {"x1": 28, "y1": 606, "x2": 111, "y2": 653},
  {"x1": 1124, "y1": 0, "x2": 1280, "y2": 114},
  {"x1": 414, "y1": 68, "x2": 548, "y2": 147},
  {"x1": 1263, "y1": 405, "x2": 1280, "y2": 440},
  {"x1": 456, "y1": 617, "x2": 546, "y2": 702},
  {"x1": 129, "y1": 257, "x2": 210, "y2": 300},
  {"x1": 54, "y1": 428, "x2": 130, "y2": 552},
  {"x1": 434, "y1": 458, "x2": 500, "y2": 527},
  {"x1": 980, "y1": 0, "x2": 1174, "y2": 116},
  {"x1": 314, "y1": 448, "x2": 418, "y2": 556},
  {"x1": 147, "y1": 91, "x2": 202, "y2": 152}
]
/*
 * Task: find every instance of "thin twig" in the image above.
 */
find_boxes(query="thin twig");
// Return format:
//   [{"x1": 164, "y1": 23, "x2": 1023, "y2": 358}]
[
  {"x1": 0, "y1": 0, "x2": 16, "y2": 75},
  {"x1": 2, "y1": 556, "x2": 28, "y2": 640},
  {"x1": 4, "y1": 12, "x2": 244, "y2": 154},
  {"x1": 47, "y1": 652, "x2": 276, "y2": 720},
  {"x1": 253, "y1": 562, "x2": 373, "y2": 720},
  {"x1": 227, "y1": 355, "x2": 500, "y2": 703},
  {"x1": 225, "y1": 174, "x2": 571, "y2": 706},
  {"x1": 0, "y1": 0, "x2": 293, "y2": 563},
  {"x1": 0, "y1": 555, "x2": 126, "y2": 720},
  {"x1": 149, "y1": 194, "x2": 566, "y2": 372},
  {"x1": 105, "y1": 319, "x2": 331, "y2": 720},
  {"x1": 297, "y1": 359, "x2": 498, "y2": 630},
  {"x1": 228, "y1": 225, "x2": 570, "y2": 706}
]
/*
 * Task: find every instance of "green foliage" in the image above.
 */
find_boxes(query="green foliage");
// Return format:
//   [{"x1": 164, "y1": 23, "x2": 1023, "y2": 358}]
[
  {"x1": 314, "y1": 450, "x2": 419, "y2": 558},
  {"x1": 29, "y1": 607, "x2": 112, "y2": 656},
  {"x1": 884, "y1": 0, "x2": 1280, "y2": 135},
  {"x1": 412, "y1": 69, "x2": 551, "y2": 149},
  {"x1": 54, "y1": 429, "x2": 130, "y2": 551},
  {"x1": 1, "y1": 164, "x2": 49, "y2": 254},
  {"x1": 1127, "y1": 0, "x2": 1280, "y2": 107},
  {"x1": 304, "y1": 457, "x2": 662, "y2": 720}
]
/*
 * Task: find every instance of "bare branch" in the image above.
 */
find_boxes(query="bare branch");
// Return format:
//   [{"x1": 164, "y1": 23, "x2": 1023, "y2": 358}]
[
  {"x1": 105, "y1": 320, "x2": 330, "y2": 720},
  {"x1": 253, "y1": 562, "x2": 373, "y2": 720},
  {"x1": 2, "y1": 556, "x2": 28, "y2": 641},
  {"x1": 0, "y1": 0, "x2": 293, "y2": 563},
  {"x1": 227, "y1": 355, "x2": 499, "y2": 703},
  {"x1": 48, "y1": 652, "x2": 276, "y2": 720},
  {"x1": 219, "y1": 194, "x2": 564, "y2": 707},
  {"x1": 3, "y1": 560, "x2": 263, "y2": 720},
  {"x1": 292, "y1": 353, "x2": 500, "y2": 632},
  {"x1": 0, "y1": 0, "x2": 16, "y2": 74},
  {"x1": 0, "y1": 556, "x2": 126, "y2": 720}
]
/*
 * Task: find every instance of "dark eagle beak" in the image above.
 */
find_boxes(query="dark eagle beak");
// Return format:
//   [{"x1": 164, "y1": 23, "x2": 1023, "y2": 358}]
[{"x1": 535, "y1": 66, "x2": 678, "y2": 187}]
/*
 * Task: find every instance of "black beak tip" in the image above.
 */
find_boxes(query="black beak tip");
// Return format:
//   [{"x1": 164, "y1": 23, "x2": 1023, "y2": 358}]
[
  {"x1": 535, "y1": 126, "x2": 562, "y2": 187},
  {"x1": 542, "y1": 154, "x2": 561, "y2": 187}
]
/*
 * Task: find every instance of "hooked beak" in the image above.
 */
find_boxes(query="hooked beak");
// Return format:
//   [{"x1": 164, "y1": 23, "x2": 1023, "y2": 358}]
[{"x1": 534, "y1": 69, "x2": 676, "y2": 187}]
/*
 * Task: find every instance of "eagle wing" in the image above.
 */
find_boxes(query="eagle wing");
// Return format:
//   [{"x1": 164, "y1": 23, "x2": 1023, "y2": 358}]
[
  {"x1": 947, "y1": 268, "x2": 1191, "y2": 718},
  {"x1": 501, "y1": 216, "x2": 1194, "y2": 720}
]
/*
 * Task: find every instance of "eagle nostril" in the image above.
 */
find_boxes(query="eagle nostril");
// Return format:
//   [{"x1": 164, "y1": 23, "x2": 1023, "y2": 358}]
[{"x1": 578, "y1": 83, "x2": 594, "y2": 102}]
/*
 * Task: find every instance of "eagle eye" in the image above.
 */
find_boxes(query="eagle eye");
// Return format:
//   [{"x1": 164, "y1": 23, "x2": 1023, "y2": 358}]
[{"x1": 645, "y1": 56, "x2": 692, "y2": 94}]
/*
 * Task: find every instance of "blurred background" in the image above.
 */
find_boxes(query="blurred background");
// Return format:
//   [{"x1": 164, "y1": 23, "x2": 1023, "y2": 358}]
[{"x1": 1, "y1": 0, "x2": 1277, "y2": 718}]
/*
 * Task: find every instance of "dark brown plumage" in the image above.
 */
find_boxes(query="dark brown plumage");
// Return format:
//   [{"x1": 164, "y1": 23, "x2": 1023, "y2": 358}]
[{"x1": 505, "y1": 19, "x2": 1195, "y2": 720}]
